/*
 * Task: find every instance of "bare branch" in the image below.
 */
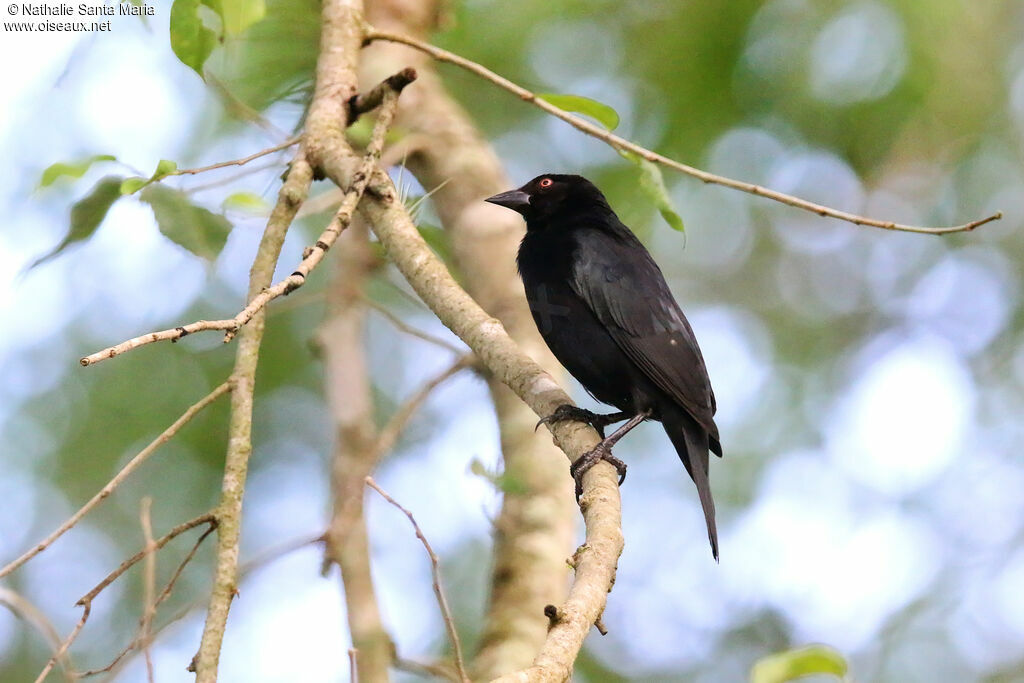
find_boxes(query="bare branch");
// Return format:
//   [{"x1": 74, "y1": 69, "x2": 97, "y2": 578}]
[
  {"x1": 80, "y1": 522, "x2": 218, "y2": 678},
  {"x1": 80, "y1": 322, "x2": 238, "y2": 366},
  {"x1": 34, "y1": 604, "x2": 89, "y2": 683},
  {"x1": 365, "y1": 27, "x2": 1002, "y2": 235},
  {"x1": 0, "y1": 382, "x2": 231, "y2": 580},
  {"x1": 395, "y1": 657, "x2": 461, "y2": 682},
  {"x1": 84, "y1": 534, "x2": 321, "y2": 680},
  {"x1": 35, "y1": 514, "x2": 216, "y2": 683},
  {"x1": 80, "y1": 67, "x2": 412, "y2": 366},
  {"x1": 320, "y1": 216, "x2": 392, "y2": 679},
  {"x1": 356, "y1": 167, "x2": 623, "y2": 683},
  {"x1": 193, "y1": 14, "x2": 412, "y2": 681},
  {"x1": 192, "y1": 133, "x2": 314, "y2": 680},
  {"x1": 374, "y1": 354, "x2": 475, "y2": 457},
  {"x1": 361, "y1": 4, "x2": 578, "y2": 674},
  {"x1": 366, "y1": 477, "x2": 470, "y2": 683},
  {"x1": 170, "y1": 136, "x2": 301, "y2": 178},
  {"x1": 348, "y1": 66, "x2": 418, "y2": 122},
  {"x1": 365, "y1": 296, "x2": 465, "y2": 354},
  {"x1": 77, "y1": 513, "x2": 218, "y2": 608},
  {"x1": 0, "y1": 588, "x2": 74, "y2": 682},
  {"x1": 139, "y1": 498, "x2": 157, "y2": 683}
]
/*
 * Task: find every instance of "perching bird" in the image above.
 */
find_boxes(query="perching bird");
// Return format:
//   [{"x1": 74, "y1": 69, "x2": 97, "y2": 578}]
[{"x1": 486, "y1": 174, "x2": 722, "y2": 559}]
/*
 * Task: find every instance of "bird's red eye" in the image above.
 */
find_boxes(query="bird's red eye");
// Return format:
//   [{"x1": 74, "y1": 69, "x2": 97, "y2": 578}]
[{"x1": 538, "y1": 178, "x2": 553, "y2": 189}]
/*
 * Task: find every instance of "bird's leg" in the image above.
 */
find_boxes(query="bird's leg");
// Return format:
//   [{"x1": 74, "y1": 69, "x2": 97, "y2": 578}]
[
  {"x1": 536, "y1": 404, "x2": 631, "y2": 439},
  {"x1": 570, "y1": 409, "x2": 652, "y2": 499}
]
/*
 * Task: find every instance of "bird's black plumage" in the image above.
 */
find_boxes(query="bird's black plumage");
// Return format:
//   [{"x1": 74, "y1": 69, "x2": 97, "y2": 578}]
[{"x1": 486, "y1": 174, "x2": 722, "y2": 559}]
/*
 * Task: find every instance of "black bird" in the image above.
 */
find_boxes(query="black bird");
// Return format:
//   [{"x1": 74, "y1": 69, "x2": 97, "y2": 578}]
[{"x1": 486, "y1": 174, "x2": 722, "y2": 559}]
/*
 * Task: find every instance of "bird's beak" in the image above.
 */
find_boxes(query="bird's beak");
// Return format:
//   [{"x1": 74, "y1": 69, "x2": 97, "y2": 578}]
[{"x1": 485, "y1": 189, "x2": 531, "y2": 214}]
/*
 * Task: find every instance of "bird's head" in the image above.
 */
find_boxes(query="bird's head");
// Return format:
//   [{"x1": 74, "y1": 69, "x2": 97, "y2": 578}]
[{"x1": 485, "y1": 174, "x2": 612, "y2": 226}]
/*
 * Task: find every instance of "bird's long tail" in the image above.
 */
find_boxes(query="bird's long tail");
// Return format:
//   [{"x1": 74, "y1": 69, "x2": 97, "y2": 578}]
[{"x1": 662, "y1": 407, "x2": 719, "y2": 561}]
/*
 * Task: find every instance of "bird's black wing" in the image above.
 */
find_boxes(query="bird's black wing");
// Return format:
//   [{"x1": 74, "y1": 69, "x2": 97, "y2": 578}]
[{"x1": 569, "y1": 227, "x2": 719, "y2": 441}]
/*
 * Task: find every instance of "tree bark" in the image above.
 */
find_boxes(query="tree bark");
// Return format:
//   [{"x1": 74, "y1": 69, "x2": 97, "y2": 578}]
[{"x1": 362, "y1": 2, "x2": 578, "y2": 677}]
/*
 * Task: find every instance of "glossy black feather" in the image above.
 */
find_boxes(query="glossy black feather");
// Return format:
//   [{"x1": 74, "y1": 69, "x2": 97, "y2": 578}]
[{"x1": 494, "y1": 174, "x2": 722, "y2": 558}]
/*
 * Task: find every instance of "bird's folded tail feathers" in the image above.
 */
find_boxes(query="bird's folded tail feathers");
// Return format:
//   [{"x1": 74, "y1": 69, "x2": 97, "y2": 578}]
[{"x1": 663, "y1": 410, "x2": 719, "y2": 561}]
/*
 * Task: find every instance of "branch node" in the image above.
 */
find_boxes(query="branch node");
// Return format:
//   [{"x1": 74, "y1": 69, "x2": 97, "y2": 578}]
[
  {"x1": 544, "y1": 604, "x2": 562, "y2": 629},
  {"x1": 347, "y1": 67, "x2": 420, "y2": 124}
]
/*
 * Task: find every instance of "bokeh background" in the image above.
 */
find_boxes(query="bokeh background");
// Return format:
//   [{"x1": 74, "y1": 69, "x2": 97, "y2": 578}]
[{"x1": 2, "y1": 0, "x2": 1023, "y2": 680}]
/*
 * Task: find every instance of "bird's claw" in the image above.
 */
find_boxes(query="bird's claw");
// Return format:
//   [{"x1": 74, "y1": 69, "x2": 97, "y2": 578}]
[
  {"x1": 570, "y1": 443, "x2": 627, "y2": 500},
  {"x1": 536, "y1": 404, "x2": 607, "y2": 437}
]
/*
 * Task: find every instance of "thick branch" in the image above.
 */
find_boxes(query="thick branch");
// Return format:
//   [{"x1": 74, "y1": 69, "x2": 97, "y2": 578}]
[
  {"x1": 192, "y1": 143, "x2": 314, "y2": 680},
  {"x1": 319, "y1": 217, "x2": 393, "y2": 682},
  {"x1": 361, "y1": 3, "x2": 578, "y2": 675},
  {"x1": 365, "y1": 27, "x2": 1001, "y2": 235},
  {"x1": 355, "y1": 166, "x2": 624, "y2": 683},
  {"x1": 0, "y1": 382, "x2": 231, "y2": 580}
]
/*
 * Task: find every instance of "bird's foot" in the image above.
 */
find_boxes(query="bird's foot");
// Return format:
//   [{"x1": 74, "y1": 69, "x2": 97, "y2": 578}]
[
  {"x1": 569, "y1": 443, "x2": 627, "y2": 500},
  {"x1": 536, "y1": 404, "x2": 628, "y2": 439}
]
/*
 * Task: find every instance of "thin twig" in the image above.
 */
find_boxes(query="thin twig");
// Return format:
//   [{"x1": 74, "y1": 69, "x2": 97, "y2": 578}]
[
  {"x1": 77, "y1": 513, "x2": 218, "y2": 608},
  {"x1": 365, "y1": 477, "x2": 469, "y2": 683},
  {"x1": 0, "y1": 588, "x2": 74, "y2": 682},
  {"x1": 139, "y1": 498, "x2": 157, "y2": 683},
  {"x1": 34, "y1": 604, "x2": 89, "y2": 683},
  {"x1": 395, "y1": 657, "x2": 461, "y2": 682},
  {"x1": 0, "y1": 382, "x2": 231, "y2": 580},
  {"x1": 40, "y1": 514, "x2": 217, "y2": 683},
  {"x1": 84, "y1": 531, "x2": 313, "y2": 679},
  {"x1": 170, "y1": 137, "x2": 300, "y2": 178},
  {"x1": 206, "y1": 73, "x2": 292, "y2": 140},
  {"x1": 365, "y1": 27, "x2": 1002, "y2": 235},
  {"x1": 80, "y1": 71, "x2": 410, "y2": 366},
  {"x1": 80, "y1": 322, "x2": 239, "y2": 366},
  {"x1": 364, "y1": 296, "x2": 465, "y2": 354},
  {"x1": 374, "y1": 354, "x2": 474, "y2": 457}
]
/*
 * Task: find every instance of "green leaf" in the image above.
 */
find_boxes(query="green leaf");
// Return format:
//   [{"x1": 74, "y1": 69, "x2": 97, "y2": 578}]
[
  {"x1": 153, "y1": 159, "x2": 178, "y2": 180},
  {"x1": 140, "y1": 184, "x2": 233, "y2": 260},
  {"x1": 39, "y1": 155, "x2": 117, "y2": 188},
  {"x1": 222, "y1": 191, "x2": 268, "y2": 213},
  {"x1": 30, "y1": 176, "x2": 123, "y2": 269},
  {"x1": 621, "y1": 150, "x2": 686, "y2": 234},
  {"x1": 750, "y1": 645, "x2": 848, "y2": 683},
  {"x1": 120, "y1": 177, "x2": 148, "y2": 195},
  {"x1": 169, "y1": 0, "x2": 219, "y2": 78},
  {"x1": 537, "y1": 93, "x2": 620, "y2": 131},
  {"x1": 218, "y1": 0, "x2": 265, "y2": 35}
]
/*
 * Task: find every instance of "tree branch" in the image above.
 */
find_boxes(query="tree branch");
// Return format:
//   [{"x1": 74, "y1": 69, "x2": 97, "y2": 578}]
[
  {"x1": 80, "y1": 521, "x2": 218, "y2": 678},
  {"x1": 35, "y1": 513, "x2": 217, "y2": 683},
  {"x1": 319, "y1": 216, "x2": 393, "y2": 682},
  {"x1": 0, "y1": 588, "x2": 74, "y2": 682},
  {"x1": 364, "y1": 27, "x2": 1002, "y2": 235},
  {"x1": 361, "y1": 3, "x2": 578, "y2": 675},
  {"x1": 365, "y1": 477, "x2": 469, "y2": 683},
  {"x1": 0, "y1": 381, "x2": 231, "y2": 580},
  {"x1": 192, "y1": 141, "x2": 315, "y2": 679},
  {"x1": 354, "y1": 161, "x2": 624, "y2": 683},
  {"x1": 170, "y1": 136, "x2": 300, "y2": 178},
  {"x1": 139, "y1": 498, "x2": 157, "y2": 683}
]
